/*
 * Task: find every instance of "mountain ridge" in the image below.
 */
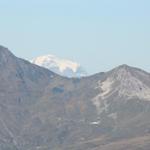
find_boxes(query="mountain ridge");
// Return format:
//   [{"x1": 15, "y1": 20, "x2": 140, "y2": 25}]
[{"x1": 0, "y1": 45, "x2": 150, "y2": 150}]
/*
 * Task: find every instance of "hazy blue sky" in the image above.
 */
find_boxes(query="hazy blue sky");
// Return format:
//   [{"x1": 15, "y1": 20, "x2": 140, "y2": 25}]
[{"x1": 0, "y1": 0, "x2": 150, "y2": 74}]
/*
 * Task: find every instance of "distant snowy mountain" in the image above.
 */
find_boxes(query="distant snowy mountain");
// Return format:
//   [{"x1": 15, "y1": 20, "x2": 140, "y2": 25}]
[{"x1": 31, "y1": 54, "x2": 87, "y2": 77}]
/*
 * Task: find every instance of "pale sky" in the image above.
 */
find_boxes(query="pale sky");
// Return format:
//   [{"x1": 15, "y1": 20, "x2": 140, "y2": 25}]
[{"x1": 0, "y1": 0, "x2": 150, "y2": 74}]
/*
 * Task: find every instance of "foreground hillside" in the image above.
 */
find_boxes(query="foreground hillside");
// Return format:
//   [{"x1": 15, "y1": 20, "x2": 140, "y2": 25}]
[{"x1": 0, "y1": 45, "x2": 150, "y2": 150}]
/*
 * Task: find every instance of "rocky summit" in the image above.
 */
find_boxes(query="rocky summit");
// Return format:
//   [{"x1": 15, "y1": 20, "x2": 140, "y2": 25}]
[{"x1": 0, "y1": 45, "x2": 150, "y2": 150}]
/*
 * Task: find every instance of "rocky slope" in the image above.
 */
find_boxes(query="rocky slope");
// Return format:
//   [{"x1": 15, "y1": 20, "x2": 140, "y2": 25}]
[{"x1": 0, "y1": 45, "x2": 150, "y2": 150}]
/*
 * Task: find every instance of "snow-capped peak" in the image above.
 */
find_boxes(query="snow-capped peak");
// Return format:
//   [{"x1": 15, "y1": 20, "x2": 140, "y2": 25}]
[{"x1": 31, "y1": 54, "x2": 86, "y2": 77}]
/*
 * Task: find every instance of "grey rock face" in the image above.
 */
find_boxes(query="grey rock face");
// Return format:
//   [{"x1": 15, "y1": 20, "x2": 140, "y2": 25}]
[{"x1": 0, "y1": 46, "x2": 150, "y2": 150}]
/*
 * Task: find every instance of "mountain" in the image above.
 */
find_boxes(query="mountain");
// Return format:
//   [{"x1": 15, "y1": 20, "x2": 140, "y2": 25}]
[
  {"x1": 31, "y1": 54, "x2": 86, "y2": 77},
  {"x1": 0, "y1": 45, "x2": 150, "y2": 150}
]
